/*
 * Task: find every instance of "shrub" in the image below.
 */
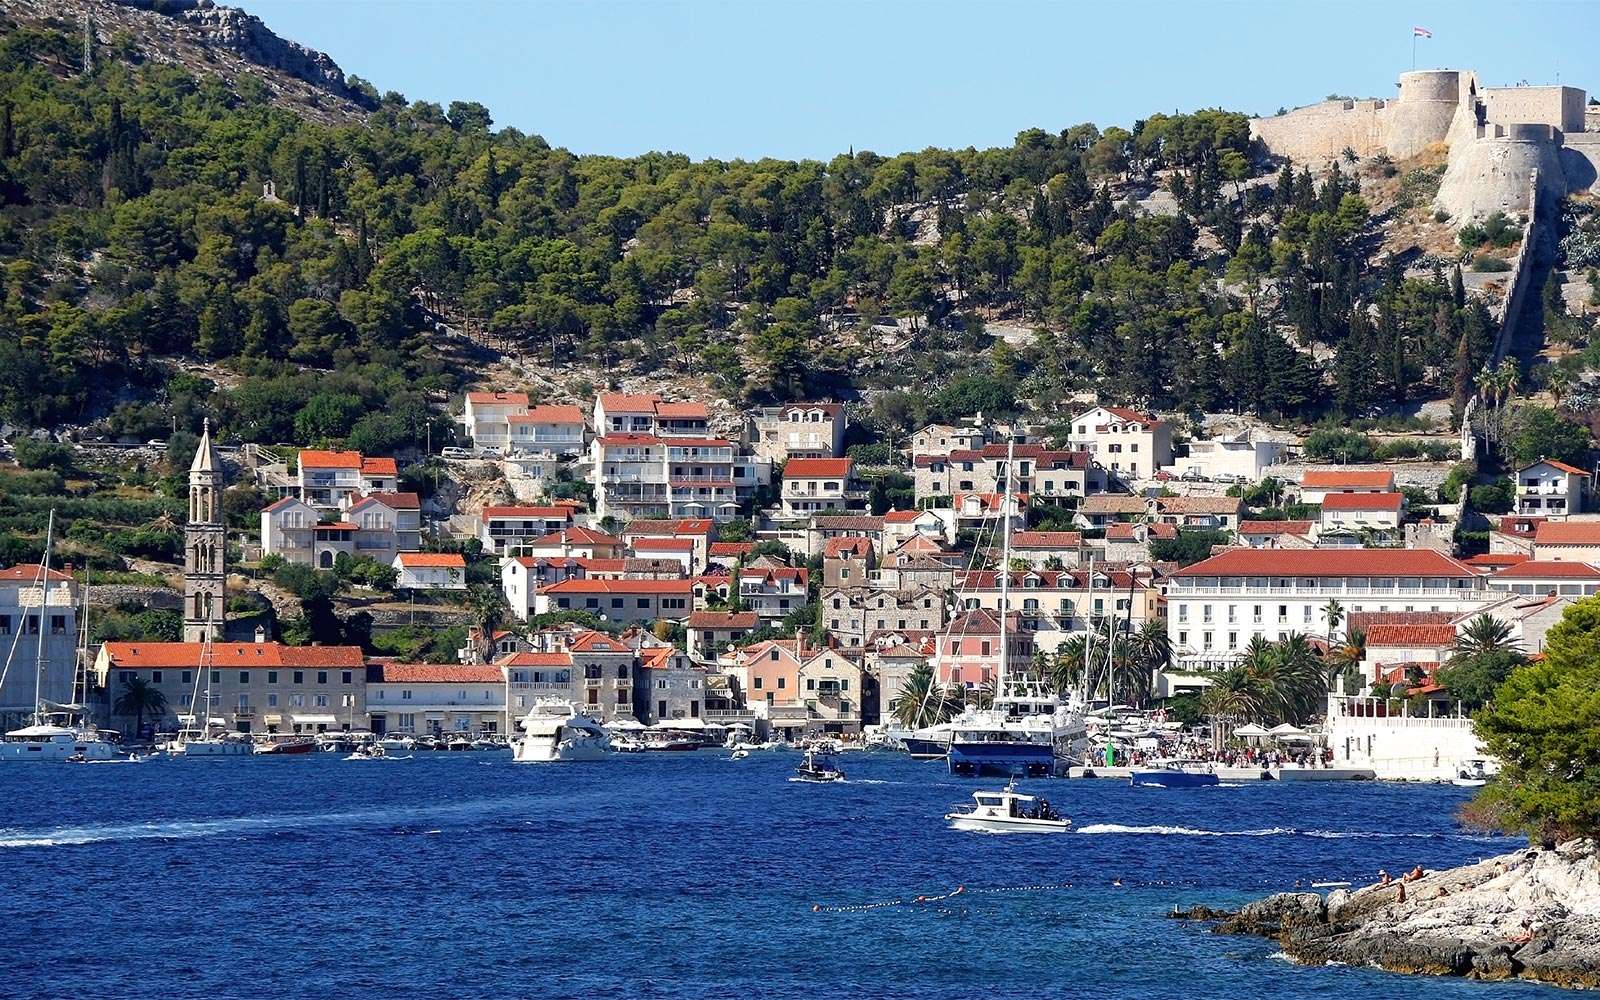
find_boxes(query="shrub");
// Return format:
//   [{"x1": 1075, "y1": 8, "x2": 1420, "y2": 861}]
[
  {"x1": 1468, "y1": 478, "x2": 1515, "y2": 514},
  {"x1": 13, "y1": 438, "x2": 74, "y2": 472},
  {"x1": 1303, "y1": 427, "x2": 1375, "y2": 463},
  {"x1": 1470, "y1": 254, "x2": 1512, "y2": 273}
]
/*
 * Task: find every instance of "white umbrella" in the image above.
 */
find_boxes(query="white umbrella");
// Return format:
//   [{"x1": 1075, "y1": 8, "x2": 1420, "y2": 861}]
[
  {"x1": 1233, "y1": 723, "x2": 1272, "y2": 738},
  {"x1": 607, "y1": 718, "x2": 646, "y2": 731},
  {"x1": 726, "y1": 722, "x2": 753, "y2": 731},
  {"x1": 1268, "y1": 723, "x2": 1307, "y2": 737},
  {"x1": 655, "y1": 718, "x2": 706, "y2": 730}
]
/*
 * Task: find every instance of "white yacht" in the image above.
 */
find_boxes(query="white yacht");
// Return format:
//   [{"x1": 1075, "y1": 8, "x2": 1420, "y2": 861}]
[
  {"x1": 946, "y1": 783, "x2": 1071, "y2": 833},
  {"x1": 0, "y1": 714, "x2": 118, "y2": 762},
  {"x1": 512, "y1": 700, "x2": 610, "y2": 762}
]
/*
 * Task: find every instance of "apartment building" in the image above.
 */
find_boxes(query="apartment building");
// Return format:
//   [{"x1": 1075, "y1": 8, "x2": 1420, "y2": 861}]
[
  {"x1": 297, "y1": 450, "x2": 398, "y2": 511},
  {"x1": 685, "y1": 611, "x2": 759, "y2": 663},
  {"x1": 747, "y1": 403, "x2": 846, "y2": 462},
  {"x1": 955, "y1": 568, "x2": 1158, "y2": 633},
  {"x1": 797, "y1": 648, "x2": 865, "y2": 735},
  {"x1": 461, "y1": 391, "x2": 531, "y2": 453},
  {"x1": 1297, "y1": 469, "x2": 1395, "y2": 505},
  {"x1": 365, "y1": 662, "x2": 507, "y2": 736},
  {"x1": 1515, "y1": 459, "x2": 1590, "y2": 517},
  {"x1": 912, "y1": 444, "x2": 1092, "y2": 504},
  {"x1": 0, "y1": 565, "x2": 76, "y2": 730},
  {"x1": 534, "y1": 578, "x2": 694, "y2": 624},
  {"x1": 1532, "y1": 521, "x2": 1600, "y2": 562},
  {"x1": 479, "y1": 505, "x2": 578, "y2": 555},
  {"x1": 739, "y1": 566, "x2": 810, "y2": 622},
  {"x1": 1315, "y1": 492, "x2": 1406, "y2": 547},
  {"x1": 592, "y1": 434, "x2": 757, "y2": 523},
  {"x1": 635, "y1": 644, "x2": 705, "y2": 724},
  {"x1": 1166, "y1": 549, "x2": 1484, "y2": 671},
  {"x1": 1068, "y1": 406, "x2": 1172, "y2": 481},
  {"x1": 593, "y1": 393, "x2": 710, "y2": 438},
  {"x1": 780, "y1": 457, "x2": 866, "y2": 517},
  {"x1": 507, "y1": 404, "x2": 586, "y2": 457}
]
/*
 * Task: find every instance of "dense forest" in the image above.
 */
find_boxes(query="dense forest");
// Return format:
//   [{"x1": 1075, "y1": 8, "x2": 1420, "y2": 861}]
[{"x1": 0, "y1": 18, "x2": 1500, "y2": 453}]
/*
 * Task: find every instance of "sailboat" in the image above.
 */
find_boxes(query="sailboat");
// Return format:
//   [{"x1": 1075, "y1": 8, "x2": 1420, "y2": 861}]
[
  {"x1": 943, "y1": 438, "x2": 1088, "y2": 778},
  {"x1": 0, "y1": 511, "x2": 118, "y2": 761},
  {"x1": 170, "y1": 630, "x2": 250, "y2": 756}
]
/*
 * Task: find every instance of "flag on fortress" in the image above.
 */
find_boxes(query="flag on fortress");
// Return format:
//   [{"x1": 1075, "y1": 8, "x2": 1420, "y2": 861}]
[{"x1": 1412, "y1": 26, "x2": 1432, "y2": 38}]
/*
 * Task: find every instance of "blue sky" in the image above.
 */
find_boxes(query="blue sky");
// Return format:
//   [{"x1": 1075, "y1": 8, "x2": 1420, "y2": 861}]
[{"x1": 235, "y1": 0, "x2": 1600, "y2": 161}]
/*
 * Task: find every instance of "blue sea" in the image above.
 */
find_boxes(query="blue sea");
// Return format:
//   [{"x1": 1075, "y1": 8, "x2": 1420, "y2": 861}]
[{"x1": 0, "y1": 751, "x2": 1570, "y2": 999}]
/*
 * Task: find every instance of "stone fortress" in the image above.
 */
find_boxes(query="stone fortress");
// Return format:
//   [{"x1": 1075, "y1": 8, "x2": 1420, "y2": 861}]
[{"x1": 1251, "y1": 69, "x2": 1600, "y2": 222}]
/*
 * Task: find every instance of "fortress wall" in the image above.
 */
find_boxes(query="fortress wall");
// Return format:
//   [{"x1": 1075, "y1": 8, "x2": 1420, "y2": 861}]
[
  {"x1": 1436, "y1": 137, "x2": 1564, "y2": 222},
  {"x1": 1250, "y1": 100, "x2": 1388, "y2": 164},
  {"x1": 1560, "y1": 133, "x2": 1600, "y2": 195},
  {"x1": 1480, "y1": 86, "x2": 1587, "y2": 134}
]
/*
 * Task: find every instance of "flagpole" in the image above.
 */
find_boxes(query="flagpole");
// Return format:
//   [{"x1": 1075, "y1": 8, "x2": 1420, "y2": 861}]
[{"x1": 1412, "y1": 32, "x2": 1416, "y2": 71}]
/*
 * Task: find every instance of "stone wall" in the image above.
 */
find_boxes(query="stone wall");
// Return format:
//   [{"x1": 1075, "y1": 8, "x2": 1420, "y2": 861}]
[
  {"x1": 1480, "y1": 85, "x2": 1587, "y2": 134},
  {"x1": 1250, "y1": 100, "x2": 1389, "y2": 165},
  {"x1": 1262, "y1": 461, "x2": 1458, "y2": 493},
  {"x1": 1486, "y1": 171, "x2": 1547, "y2": 366},
  {"x1": 1435, "y1": 134, "x2": 1564, "y2": 222},
  {"x1": 86, "y1": 585, "x2": 181, "y2": 611}
]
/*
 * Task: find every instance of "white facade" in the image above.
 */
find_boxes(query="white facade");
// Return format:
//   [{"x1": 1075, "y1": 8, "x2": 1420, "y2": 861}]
[
  {"x1": 1172, "y1": 432, "x2": 1284, "y2": 482},
  {"x1": 392, "y1": 554, "x2": 467, "y2": 591},
  {"x1": 462, "y1": 391, "x2": 530, "y2": 453},
  {"x1": 1516, "y1": 460, "x2": 1589, "y2": 517},
  {"x1": 507, "y1": 405, "x2": 586, "y2": 457},
  {"x1": 0, "y1": 567, "x2": 77, "y2": 730},
  {"x1": 1069, "y1": 406, "x2": 1172, "y2": 480}
]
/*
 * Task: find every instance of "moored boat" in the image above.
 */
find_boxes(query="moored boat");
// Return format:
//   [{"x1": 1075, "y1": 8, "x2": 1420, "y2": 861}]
[
  {"x1": 1130, "y1": 758, "x2": 1221, "y2": 788},
  {"x1": 512, "y1": 700, "x2": 610, "y2": 762},
  {"x1": 253, "y1": 737, "x2": 316, "y2": 756}
]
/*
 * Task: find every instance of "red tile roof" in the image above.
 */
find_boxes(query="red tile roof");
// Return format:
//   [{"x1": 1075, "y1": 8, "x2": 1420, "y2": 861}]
[
  {"x1": 498, "y1": 651, "x2": 573, "y2": 667},
  {"x1": 883, "y1": 509, "x2": 929, "y2": 524},
  {"x1": 102, "y1": 642, "x2": 365, "y2": 668},
  {"x1": 262, "y1": 496, "x2": 310, "y2": 514},
  {"x1": 1301, "y1": 469, "x2": 1395, "y2": 489},
  {"x1": 299, "y1": 449, "x2": 362, "y2": 469},
  {"x1": 687, "y1": 611, "x2": 759, "y2": 629},
  {"x1": 739, "y1": 567, "x2": 809, "y2": 585},
  {"x1": 1011, "y1": 531, "x2": 1084, "y2": 548},
  {"x1": 370, "y1": 662, "x2": 504, "y2": 683},
  {"x1": 598, "y1": 392, "x2": 662, "y2": 413},
  {"x1": 709, "y1": 542, "x2": 754, "y2": 557},
  {"x1": 1464, "y1": 553, "x2": 1530, "y2": 569},
  {"x1": 396, "y1": 552, "x2": 465, "y2": 568},
  {"x1": 824, "y1": 537, "x2": 873, "y2": 558},
  {"x1": 568, "y1": 630, "x2": 631, "y2": 653},
  {"x1": 0, "y1": 564, "x2": 73, "y2": 582},
  {"x1": 467, "y1": 391, "x2": 529, "y2": 405},
  {"x1": 1535, "y1": 522, "x2": 1600, "y2": 545},
  {"x1": 654, "y1": 401, "x2": 710, "y2": 419},
  {"x1": 510, "y1": 405, "x2": 584, "y2": 424},
  {"x1": 1527, "y1": 459, "x2": 1590, "y2": 476},
  {"x1": 1493, "y1": 560, "x2": 1600, "y2": 579},
  {"x1": 630, "y1": 537, "x2": 696, "y2": 552},
  {"x1": 361, "y1": 457, "x2": 399, "y2": 477},
  {"x1": 1321, "y1": 492, "x2": 1405, "y2": 512},
  {"x1": 482, "y1": 505, "x2": 574, "y2": 520},
  {"x1": 596, "y1": 433, "x2": 661, "y2": 446},
  {"x1": 533, "y1": 527, "x2": 620, "y2": 547},
  {"x1": 784, "y1": 457, "x2": 853, "y2": 478},
  {"x1": 1364, "y1": 624, "x2": 1458, "y2": 647},
  {"x1": 1348, "y1": 611, "x2": 1455, "y2": 629},
  {"x1": 1156, "y1": 496, "x2": 1242, "y2": 515},
  {"x1": 1239, "y1": 520, "x2": 1314, "y2": 535},
  {"x1": 1172, "y1": 548, "x2": 1474, "y2": 578}
]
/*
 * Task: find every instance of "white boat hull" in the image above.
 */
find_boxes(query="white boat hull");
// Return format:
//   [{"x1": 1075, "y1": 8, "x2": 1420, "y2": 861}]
[
  {"x1": 512, "y1": 735, "x2": 609, "y2": 762},
  {"x1": 0, "y1": 739, "x2": 117, "y2": 761},
  {"x1": 173, "y1": 741, "x2": 252, "y2": 756},
  {"x1": 946, "y1": 814, "x2": 1070, "y2": 834}
]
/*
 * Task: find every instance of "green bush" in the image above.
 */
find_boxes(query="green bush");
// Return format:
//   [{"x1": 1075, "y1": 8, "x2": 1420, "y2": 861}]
[
  {"x1": 1470, "y1": 254, "x2": 1512, "y2": 273},
  {"x1": 1468, "y1": 478, "x2": 1515, "y2": 514},
  {"x1": 13, "y1": 438, "x2": 74, "y2": 472},
  {"x1": 1303, "y1": 427, "x2": 1375, "y2": 463}
]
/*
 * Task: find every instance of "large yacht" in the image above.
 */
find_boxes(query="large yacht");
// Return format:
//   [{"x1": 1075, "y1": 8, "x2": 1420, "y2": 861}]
[{"x1": 512, "y1": 700, "x2": 610, "y2": 762}]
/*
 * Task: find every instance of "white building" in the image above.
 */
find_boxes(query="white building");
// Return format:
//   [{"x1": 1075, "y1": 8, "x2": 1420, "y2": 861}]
[
  {"x1": 393, "y1": 552, "x2": 467, "y2": 591},
  {"x1": 594, "y1": 392, "x2": 710, "y2": 438},
  {"x1": 1068, "y1": 406, "x2": 1172, "y2": 481},
  {"x1": 297, "y1": 450, "x2": 398, "y2": 511},
  {"x1": 0, "y1": 565, "x2": 77, "y2": 730},
  {"x1": 508, "y1": 404, "x2": 587, "y2": 457},
  {"x1": 1167, "y1": 548, "x2": 1485, "y2": 671},
  {"x1": 1171, "y1": 431, "x2": 1284, "y2": 482},
  {"x1": 366, "y1": 662, "x2": 507, "y2": 736},
  {"x1": 1297, "y1": 469, "x2": 1395, "y2": 505},
  {"x1": 479, "y1": 505, "x2": 576, "y2": 555},
  {"x1": 1315, "y1": 492, "x2": 1406, "y2": 546},
  {"x1": 461, "y1": 391, "x2": 530, "y2": 453},
  {"x1": 1515, "y1": 459, "x2": 1590, "y2": 517},
  {"x1": 739, "y1": 566, "x2": 810, "y2": 623},
  {"x1": 592, "y1": 434, "x2": 759, "y2": 523},
  {"x1": 534, "y1": 579, "x2": 694, "y2": 624},
  {"x1": 780, "y1": 457, "x2": 865, "y2": 517},
  {"x1": 1484, "y1": 560, "x2": 1600, "y2": 598}
]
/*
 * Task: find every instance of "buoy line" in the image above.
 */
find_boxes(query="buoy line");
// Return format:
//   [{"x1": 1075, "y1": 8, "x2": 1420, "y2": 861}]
[{"x1": 813, "y1": 882, "x2": 1082, "y2": 913}]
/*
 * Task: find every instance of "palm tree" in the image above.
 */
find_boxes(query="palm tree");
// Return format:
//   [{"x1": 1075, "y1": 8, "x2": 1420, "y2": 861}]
[
  {"x1": 1454, "y1": 614, "x2": 1518, "y2": 658},
  {"x1": 1050, "y1": 635, "x2": 1086, "y2": 694},
  {"x1": 114, "y1": 676, "x2": 167, "y2": 738},
  {"x1": 1199, "y1": 665, "x2": 1254, "y2": 743},
  {"x1": 1321, "y1": 599, "x2": 1345, "y2": 643},
  {"x1": 1273, "y1": 633, "x2": 1326, "y2": 724},
  {"x1": 894, "y1": 664, "x2": 954, "y2": 728},
  {"x1": 1328, "y1": 627, "x2": 1367, "y2": 693}
]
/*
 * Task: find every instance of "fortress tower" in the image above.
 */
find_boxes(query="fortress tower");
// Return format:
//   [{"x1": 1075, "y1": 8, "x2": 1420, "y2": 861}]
[{"x1": 183, "y1": 419, "x2": 226, "y2": 644}]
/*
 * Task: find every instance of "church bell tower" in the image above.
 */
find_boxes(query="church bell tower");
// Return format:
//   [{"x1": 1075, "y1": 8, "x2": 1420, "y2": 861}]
[{"x1": 183, "y1": 419, "x2": 226, "y2": 644}]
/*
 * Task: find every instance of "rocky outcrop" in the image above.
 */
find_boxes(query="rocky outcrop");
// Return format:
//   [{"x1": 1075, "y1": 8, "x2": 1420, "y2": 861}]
[
  {"x1": 1189, "y1": 840, "x2": 1600, "y2": 989},
  {"x1": 111, "y1": 0, "x2": 376, "y2": 108}
]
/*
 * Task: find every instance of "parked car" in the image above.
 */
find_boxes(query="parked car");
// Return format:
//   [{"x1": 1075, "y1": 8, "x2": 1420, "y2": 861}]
[{"x1": 440, "y1": 446, "x2": 473, "y2": 459}]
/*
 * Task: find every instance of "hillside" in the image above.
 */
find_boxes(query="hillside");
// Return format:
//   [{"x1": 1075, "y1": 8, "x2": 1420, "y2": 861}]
[{"x1": 0, "y1": 1, "x2": 1538, "y2": 463}]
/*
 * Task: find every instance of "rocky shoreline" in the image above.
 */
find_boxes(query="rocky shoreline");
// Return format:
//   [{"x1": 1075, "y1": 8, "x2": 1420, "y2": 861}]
[{"x1": 1174, "y1": 839, "x2": 1600, "y2": 989}]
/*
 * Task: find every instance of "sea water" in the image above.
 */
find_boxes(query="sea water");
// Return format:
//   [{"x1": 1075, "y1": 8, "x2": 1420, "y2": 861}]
[{"x1": 0, "y1": 752, "x2": 1568, "y2": 998}]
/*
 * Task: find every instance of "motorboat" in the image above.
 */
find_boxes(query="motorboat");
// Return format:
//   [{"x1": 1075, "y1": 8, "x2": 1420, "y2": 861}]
[
  {"x1": 253, "y1": 737, "x2": 316, "y2": 756},
  {"x1": 1130, "y1": 758, "x2": 1221, "y2": 788},
  {"x1": 446, "y1": 735, "x2": 473, "y2": 752},
  {"x1": 610, "y1": 735, "x2": 647, "y2": 753},
  {"x1": 730, "y1": 748, "x2": 750, "y2": 761},
  {"x1": 0, "y1": 718, "x2": 119, "y2": 762},
  {"x1": 793, "y1": 750, "x2": 844, "y2": 783},
  {"x1": 946, "y1": 681, "x2": 1087, "y2": 779},
  {"x1": 900, "y1": 721, "x2": 956, "y2": 759},
  {"x1": 1453, "y1": 759, "x2": 1491, "y2": 787},
  {"x1": 945, "y1": 783, "x2": 1071, "y2": 834},
  {"x1": 512, "y1": 700, "x2": 610, "y2": 762},
  {"x1": 641, "y1": 734, "x2": 700, "y2": 752},
  {"x1": 470, "y1": 737, "x2": 499, "y2": 751},
  {"x1": 348, "y1": 743, "x2": 386, "y2": 761},
  {"x1": 378, "y1": 735, "x2": 416, "y2": 753}
]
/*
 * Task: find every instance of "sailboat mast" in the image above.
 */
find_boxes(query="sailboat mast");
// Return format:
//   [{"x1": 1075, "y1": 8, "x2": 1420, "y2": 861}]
[
  {"x1": 996, "y1": 436, "x2": 1014, "y2": 699},
  {"x1": 31, "y1": 510, "x2": 55, "y2": 722},
  {"x1": 1082, "y1": 556, "x2": 1095, "y2": 697}
]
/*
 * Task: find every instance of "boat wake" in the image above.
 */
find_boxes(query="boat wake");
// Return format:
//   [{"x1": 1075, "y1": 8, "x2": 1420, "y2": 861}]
[
  {"x1": 0, "y1": 794, "x2": 539, "y2": 849},
  {"x1": 1075, "y1": 823, "x2": 1505, "y2": 841}
]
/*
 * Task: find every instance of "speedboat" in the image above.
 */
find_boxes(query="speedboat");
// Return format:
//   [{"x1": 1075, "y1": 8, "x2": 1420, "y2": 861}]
[
  {"x1": 253, "y1": 737, "x2": 316, "y2": 756},
  {"x1": 793, "y1": 750, "x2": 844, "y2": 783},
  {"x1": 946, "y1": 783, "x2": 1071, "y2": 834},
  {"x1": 446, "y1": 735, "x2": 473, "y2": 752},
  {"x1": 512, "y1": 700, "x2": 610, "y2": 762},
  {"x1": 730, "y1": 748, "x2": 750, "y2": 761},
  {"x1": 348, "y1": 742, "x2": 386, "y2": 761},
  {"x1": 1453, "y1": 759, "x2": 1491, "y2": 787},
  {"x1": 1130, "y1": 759, "x2": 1221, "y2": 788},
  {"x1": 378, "y1": 735, "x2": 416, "y2": 753}
]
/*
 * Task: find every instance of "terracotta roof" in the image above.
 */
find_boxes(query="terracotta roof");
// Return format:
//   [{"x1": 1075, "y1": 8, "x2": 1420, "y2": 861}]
[
  {"x1": 883, "y1": 509, "x2": 929, "y2": 524},
  {"x1": 811, "y1": 515, "x2": 883, "y2": 530},
  {"x1": 1300, "y1": 469, "x2": 1394, "y2": 489},
  {"x1": 654, "y1": 401, "x2": 710, "y2": 419},
  {"x1": 824, "y1": 537, "x2": 873, "y2": 558},
  {"x1": 317, "y1": 522, "x2": 357, "y2": 531},
  {"x1": 541, "y1": 579, "x2": 694, "y2": 594},
  {"x1": 467, "y1": 391, "x2": 529, "y2": 405},
  {"x1": 568, "y1": 631, "x2": 631, "y2": 653},
  {"x1": 299, "y1": 449, "x2": 362, "y2": 469},
  {"x1": 0, "y1": 564, "x2": 73, "y2": 583},
  {"x1": 395, "y1": 552, "x2": 465, "y2": 568},
  {"x1": 709, "y1": 542, "x2": 754, "y2": 557},
  {"x1": 687, "y1": 611, "x2": 759, "y2": 629},
  {"x1": 509, "y1": 405, "x2": 584, "y2": 424},
  {"x1": 1364, "y1": 624, "x2": 1458, "y2": 647},
  {"x1": 102, "y1": 642, "x2": 364, "y2": 668},
  {"x1": 1080, "y1": 495, "x2": 1149, "y2": 514},
  {"x1": 622, "y1": 519, "x2": 713, "y2": 537},
  {"x1": 362, "y1": 491, "x2": 420, "y2": 510},
  {"x1": 954, "y1": 492, "x2": 1028, "y2": 511},
  {"x1": 1156, "y1": 496, "x2": 1242, "y2": 515},
  {"x1": 532, "y1": 527, "x2": 621, "y2": 547},
  {"x1": 779, "y1": 402, "x2": 843, "y2": 417},
  {"x1": 360, "y1": 457, "x2": 398, "y2": 477},
  {"x1": 482, "y1": 506, "x2": 574, "y2": 520},
  {"x1": 262, "y1": 496, "x2": 309, "y2": 514},
  {"x1": 1493, "y1": 560, "x2": 1600, "y2": 579},
  {"x1": 1010, "y1": 531, "x2": 1083, "y2": 548},
  {"x1": 1535, "y1": 522, "x2": 1600, "y2": 545},
  {"x1": 740, "y1": 567, "x2": 808, "y2": 585},
  {"x1": 370, "y1": 662, "x2": 504, "y2": 683},
  {"x1": 630, "y1": 537, "x2": 696, "y2": 552},
  {"x1": 1524, "y1": 459, "x2": 1590, "y2": 476},
  {"x1": 1321, "y1": 492, "x2": 1405, "y2": 512},
  {"x1": 597, "y1": 432, "x2": 661, "y2": 447},
  {"x1": 598, "y1": 392, "x2": 662, "y2": 413},
  {"x1": 1239, "y1": 520, "x2": 1314, "y2": 535},
  {"x1": 1497, "y1": 516, "x2": 1546, "y2": 535},
  {"x1": 1076, "y1": 405, "x2": 1160, "y2": 428},
  {"x1": 498, "y1": 651, "x2": 573, "y2": 667},
  {"x1": 785, "y1": 457, "x2": 853, "y2": 478},
  {"x1": 1464, "y1": 553, "x2": 1531, "y2": 569},
  {"x1": 1348, "y1": 611, "x2": 1455, "y2": 629},
  {"x1": 1171, "y1": 548, "x2": 1474, "y2": 578}
]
